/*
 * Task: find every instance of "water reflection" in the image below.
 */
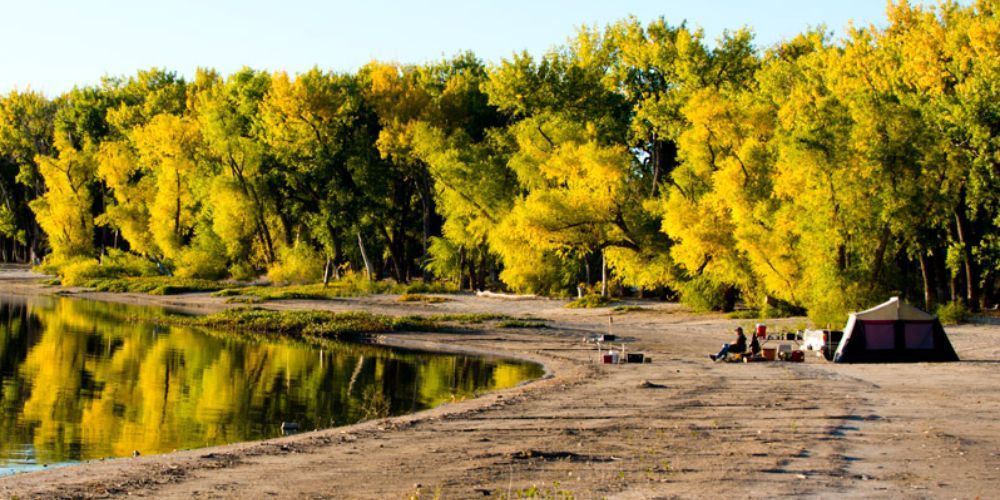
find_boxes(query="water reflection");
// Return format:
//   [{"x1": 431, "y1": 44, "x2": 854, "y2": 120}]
[{"x1": 0, "y1": 295, "x2": 542, "y2": 475}]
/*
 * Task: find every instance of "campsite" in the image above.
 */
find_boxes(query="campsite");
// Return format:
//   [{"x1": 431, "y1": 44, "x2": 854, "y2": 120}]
[{"x1": 1, "y1": 275, "x2": 998, "y2": 498}]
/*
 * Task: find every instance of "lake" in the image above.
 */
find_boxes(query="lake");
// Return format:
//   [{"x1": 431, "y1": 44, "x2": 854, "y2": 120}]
[{"x1": 0, "y1": 294, "x2": 542, "y2": 476}]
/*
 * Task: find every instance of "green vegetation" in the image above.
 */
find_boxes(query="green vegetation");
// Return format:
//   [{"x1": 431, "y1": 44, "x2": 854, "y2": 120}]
[
  {"x1": 611, "y1": 305, "x2": 647, "y2": 313},
  {"x1": 936, "y1": 301, "x2": 969, "y2": 326},
  {"x1": 397, "y1": 293, "x2": 449, "y2": 303},
  {"x1": 79, "y1": 276, "x2": 229, "y2": 295},
  {"x1": 566, "y1": 295, "x2": 615, "y2": 309},
  {"x1": 497, "y1": 320, "x2": 548, "y2": 329},
  {"x1": 727, "y1": 310, "x2": 761, "y2": 320},
  {"x1": 214, "y1": 277, "x2": 456, "y2": 301},
  {"x1": 1, "y1": 2, "x2": 998, "y2": 323},
  {"x1": 191, "y1": 308, "x2": 438, "y2": 338},
  {"x1": 423, "y1": 313, "x2": 514, "y2": 324},
  {"x1": 125, "y1": 308, "x2": 543, "y2": 341}
]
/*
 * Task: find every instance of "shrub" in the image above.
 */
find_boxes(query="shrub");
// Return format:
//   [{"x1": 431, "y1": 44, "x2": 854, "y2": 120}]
[
  {"x1": 397, "y1": 293, "x2": 448, "y2": 304},
  {"x1": 268, "y1": 243, "x2": 324, "y2": 285},
  {"x1": 566, "y1": 294, "x2": 614, "y2": 309},
  {"x1": 59, "y1": 250, "x2": 161, "y2": 286},
  {"x1": 676, "y1": 276, "x2": 730, "y2": 312},
  {"x1": 727, "y1": 309, "x2": 760, "y2": 319},
  {"x1": 175, "y1": 230, "x2": 229, "y2": 280},
  {"x1": 59, "y1": 258, "x2": 103, "y2": 286},
  {"x1": 229, "y1": 261, "x2": 259, "y2": 282},
  {"x1": 936, "y1": 300, "x2": 968, "y2": 326},
  {"x1": 402, "y1": 280, "x2": 459, "y2": 294},
  {"x1": 611, "y1": 305, "x2": 647, "y2": 313}
]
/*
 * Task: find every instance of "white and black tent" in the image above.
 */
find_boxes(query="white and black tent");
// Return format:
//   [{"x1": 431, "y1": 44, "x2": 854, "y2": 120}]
[{"x1": 833, "y1": 297, "x2": 959, "y2": 363}]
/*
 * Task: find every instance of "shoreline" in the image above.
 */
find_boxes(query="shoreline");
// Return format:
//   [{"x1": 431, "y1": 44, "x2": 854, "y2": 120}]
[{"x1": 2, "y1": 276, "x2": 998, "y2": 498}]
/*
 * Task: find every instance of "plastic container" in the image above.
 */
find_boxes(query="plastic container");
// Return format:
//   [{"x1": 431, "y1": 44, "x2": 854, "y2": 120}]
[
  {"x1": 762, "y1": 347, "x2": 777, "y2": 361},
  {"x1": 610, "y1": 351, "x2": 620, "y2": 364},
  {"x1": 627, "y1": 353, "x2": 644, "y2": 363},
  {"x1": 755, "y1": 323, "x2": 767, "y2": 338},
  {"x1": 602, "y1": 354, "x2": 613, "y2": 364}
]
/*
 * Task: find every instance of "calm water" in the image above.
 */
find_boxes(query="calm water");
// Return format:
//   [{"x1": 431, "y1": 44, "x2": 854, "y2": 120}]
[{"x1": 0, "y1": 295, "x2": 542, "y2": 476}]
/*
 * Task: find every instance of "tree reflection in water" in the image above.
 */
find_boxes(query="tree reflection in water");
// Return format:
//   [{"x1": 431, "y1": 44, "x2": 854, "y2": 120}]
[{"x1": 0, "y1": 295, "x2": 541, "y2": 475}]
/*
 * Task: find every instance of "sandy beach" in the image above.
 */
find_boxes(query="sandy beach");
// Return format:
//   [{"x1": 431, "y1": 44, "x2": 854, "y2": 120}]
[{"x1": 1, "y1": 273, "x2": 997, "y2": 499}]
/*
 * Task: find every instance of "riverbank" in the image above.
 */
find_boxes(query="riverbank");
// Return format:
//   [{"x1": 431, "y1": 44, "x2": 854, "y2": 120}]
[{"x1": 1, "y1": 273, "x2": 998, "y2": 498}]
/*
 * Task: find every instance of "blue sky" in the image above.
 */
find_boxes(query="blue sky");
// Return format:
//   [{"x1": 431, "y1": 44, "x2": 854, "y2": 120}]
[{"x1": 2, "y1": 1, "x2": 904, "y2": 96}]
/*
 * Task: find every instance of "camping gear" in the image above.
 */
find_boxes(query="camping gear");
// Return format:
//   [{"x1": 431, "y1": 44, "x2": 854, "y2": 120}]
[
  {"x1": 790, "y1": 350, "x2": 805, "y2": 362},
  {"x1": 755, "y1": 323, "x2": 767, "y2": 338},
  {"x1": 833, "y1": 297, "x2": 959, "y2": 363},
  {"x1": 627, "y1": 353, "x2": 644, "y2": 363},
  {"x1": 762, "y1": 347, "x2": 777, "y2": 361},
  {"x1": 777, "y1": 343, "x2": 793, "y2": 359},
  {"x1": 602, "y1": 354, "x2": 614, "y2": 364}
]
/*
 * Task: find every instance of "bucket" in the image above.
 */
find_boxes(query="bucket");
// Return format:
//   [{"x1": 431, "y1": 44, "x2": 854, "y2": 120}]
[
  {"x1": 762, "y1": 347, "x2": 777, "y2": 361},
  {"x1": 755, "y1": 323, "x2": 767, "y2": 338}
]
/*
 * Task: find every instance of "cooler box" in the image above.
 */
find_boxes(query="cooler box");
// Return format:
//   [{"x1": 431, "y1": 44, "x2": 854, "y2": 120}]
[{"x1": 755, "y1": 323, "x2": 767, "y2": 338}]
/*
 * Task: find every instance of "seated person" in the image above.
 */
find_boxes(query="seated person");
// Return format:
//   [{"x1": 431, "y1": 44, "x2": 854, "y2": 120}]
[
  {"x1": 710, "y1": 327, "x2": 747, "y2": 362},
  {"x1": 747, "y1": 331, "x2": 761, "y2": 357}
]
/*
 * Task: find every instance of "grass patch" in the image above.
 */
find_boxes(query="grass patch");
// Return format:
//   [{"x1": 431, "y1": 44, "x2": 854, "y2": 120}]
[
  {"x1": 224, "y1": 295, "x2": 265, "y2": 304},
  {"x1": 81, "y1": 276, "x2": 229, "y2": 295},
  {"x1": 497, "y1": 320, "x2": 548, "y2": 329},
  {"x1": 198, "y1": 309, "x2": 393, "y2": 336},
  {"x1": 425, "y1": 313, "x2": 513, "y2": 323},
  {"x1": 727, "y1": 309, "x2": 760, "y2": 319},
  {"x1": 175, "y1": 308, "x2": 440, "y2": 340},
  {"x1": 397, "y1": 293, "x2": 449, "y2": 304},
  {"x1": 215, "y1": 279, "x2": 458, "y2": 302},
  {"x1": 566, "y1": 294, "x2": 615, "y2": 309},
  {"x1": 611, "y1": 305, "x2": 647, "y2": 313}
]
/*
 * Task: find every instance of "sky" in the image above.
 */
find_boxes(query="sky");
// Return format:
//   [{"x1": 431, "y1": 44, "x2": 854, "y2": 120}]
[{"x1": 0, "y1": 1, "x2": 902, "y2": 96}]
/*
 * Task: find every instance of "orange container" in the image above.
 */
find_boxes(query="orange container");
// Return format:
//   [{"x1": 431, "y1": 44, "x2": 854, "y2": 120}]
[{"x1": 762, "y1": 347, "x2": 777, "y2": 361}]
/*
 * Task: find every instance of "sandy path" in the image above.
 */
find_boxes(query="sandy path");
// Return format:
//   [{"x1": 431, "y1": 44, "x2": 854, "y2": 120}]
[{"x1": 0, "y1": 276, "x2": 997, "y2": 498}]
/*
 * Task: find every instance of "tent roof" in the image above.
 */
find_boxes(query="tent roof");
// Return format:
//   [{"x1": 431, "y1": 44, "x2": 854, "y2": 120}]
[{"x1": 853, "y1": 297, "x2": 934, "y2": 321}]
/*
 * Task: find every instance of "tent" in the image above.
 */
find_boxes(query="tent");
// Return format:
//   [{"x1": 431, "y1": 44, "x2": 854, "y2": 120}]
[{"x1": 832, "y1": 297, "x2": 959, "y2": 363}]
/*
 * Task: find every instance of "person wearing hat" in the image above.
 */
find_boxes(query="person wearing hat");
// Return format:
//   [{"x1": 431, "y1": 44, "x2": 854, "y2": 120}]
[{"x1": 710, "y1": 326, "x2": 747, "y2": 362}]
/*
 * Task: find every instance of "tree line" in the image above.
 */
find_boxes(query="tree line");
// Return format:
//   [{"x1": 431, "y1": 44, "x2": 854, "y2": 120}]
[{"x1": 0, "y1": 1, "x2": 997, "y2": 322}]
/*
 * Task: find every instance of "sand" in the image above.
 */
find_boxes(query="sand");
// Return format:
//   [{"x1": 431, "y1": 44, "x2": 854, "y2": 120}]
[{"x1": 1, "y1": 273, "x2": 997, "y2": 499}]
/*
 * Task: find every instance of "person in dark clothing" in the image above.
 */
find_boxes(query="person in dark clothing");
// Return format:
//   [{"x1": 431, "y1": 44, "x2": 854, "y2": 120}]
[
  {"x1": 710, "y1": 327, "x2": 748, "y2": 362},
  {"x1": 748, "y1": 332, "x2": 761, "y2": 357}
]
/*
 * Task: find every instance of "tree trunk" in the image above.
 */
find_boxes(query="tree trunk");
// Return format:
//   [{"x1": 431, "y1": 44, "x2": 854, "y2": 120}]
[
  {"x1": 379, "y1": 226, "x2": 404, "y2": 282},
  {"x1": 953, "y1": 211, "x2": 976, "y2": 308},
  {"x1": 418, "y1": 176, "x2": 432, "y2": 281},
  {"x1": 332, "y1": 238, "x2": 342, "y2": 281},
  {"x1": 458, "y1": 246, "x2": 468, "y2": 291},
  {"x1": 600, "y1": 251, "x2": 608, "y2": 297},
  {"x1": 357, "y1": 232, "x2": 373, "y2": 281},
  {"x1": 918, "y1": 252, "x2": 933, "y2": 311},
  {"x1": 323, "y1": 256, "x2": 333, "y2": 287}
]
